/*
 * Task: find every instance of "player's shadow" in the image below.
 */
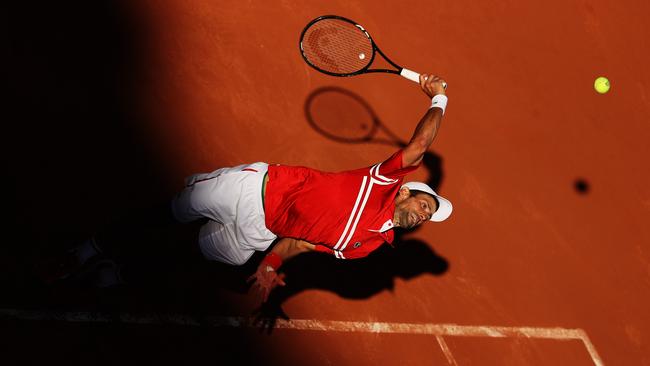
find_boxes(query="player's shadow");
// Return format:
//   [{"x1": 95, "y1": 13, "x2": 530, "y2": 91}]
[
  {"x1": 305, "y1": 86, "x2": 444, "y2": 190},
  {"x1": 253, "y1": 231, "x2": 449, "y2": 331}
]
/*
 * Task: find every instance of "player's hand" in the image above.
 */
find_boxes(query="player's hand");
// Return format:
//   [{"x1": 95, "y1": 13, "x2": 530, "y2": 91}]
[
  {"x1": 419, "y1": 74, "x2": 446, "y2": 98},
  {"x1": 247, "y1": 263, "x2": 287, "y2": 303}
]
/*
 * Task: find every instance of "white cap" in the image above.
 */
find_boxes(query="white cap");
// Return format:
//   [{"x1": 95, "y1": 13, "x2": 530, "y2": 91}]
[{"x1": 401, "y1": 181, "x2": 453, "y2": 222}]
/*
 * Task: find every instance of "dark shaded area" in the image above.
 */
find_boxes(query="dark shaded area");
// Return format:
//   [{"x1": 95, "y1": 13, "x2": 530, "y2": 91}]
[
  {"x1": 2, "y1": 3, "x2": 450, "y2": 364},
  {"x1": 1, "y1": 1, "x2": 257, "y2": 364},
  {"x1": 3, "y1": 0, "x2": 169, "y2": 275},
  {"x1": 574, "y1": 178, "x2": 590, "y2": 194},
  {"x1": 3, "y1": 1, "x2": 167, "y2": 256},
  {"x1": 0, "y1": 319, "x2": 284, "y2": 366},
  {"x1": 305, "y1": 86, "x2": 445, "y2": 190}
]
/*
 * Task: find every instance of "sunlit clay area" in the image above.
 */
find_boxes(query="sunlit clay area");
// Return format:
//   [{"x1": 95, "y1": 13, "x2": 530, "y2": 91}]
[{"x1": 4, "y1": 1, "x2": 650, "y2": 365}]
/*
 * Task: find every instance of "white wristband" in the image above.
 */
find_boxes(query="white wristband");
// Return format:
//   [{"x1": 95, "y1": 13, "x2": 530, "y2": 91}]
[{"x1": 430, "y1": 94, "x2": 448, "y2": 115}]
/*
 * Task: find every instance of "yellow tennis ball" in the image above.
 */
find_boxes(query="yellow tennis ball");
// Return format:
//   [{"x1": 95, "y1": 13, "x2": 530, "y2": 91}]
[{"x1": 594, "y1": 76, "x2": 610, "y2": 94}]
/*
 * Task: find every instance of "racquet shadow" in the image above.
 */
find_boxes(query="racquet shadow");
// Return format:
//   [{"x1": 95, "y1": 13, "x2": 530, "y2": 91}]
[{"x1": 305, "y1": 86, "x2": 444, "y2": 190}]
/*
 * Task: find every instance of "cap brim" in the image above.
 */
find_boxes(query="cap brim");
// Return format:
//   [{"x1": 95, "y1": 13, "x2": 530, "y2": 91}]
[{"x1": 430, "y1": 195, "x2": 453, "y2": 222}]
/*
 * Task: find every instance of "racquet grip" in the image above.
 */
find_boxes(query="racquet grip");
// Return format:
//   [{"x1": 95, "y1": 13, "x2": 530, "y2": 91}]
[{"x1": 400, "y1": 68, "x2": 447, "y2": 89}]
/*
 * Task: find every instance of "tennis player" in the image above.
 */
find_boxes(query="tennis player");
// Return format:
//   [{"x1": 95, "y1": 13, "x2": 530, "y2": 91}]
[
  {"x1": 52, "y1": 74, "x2": 450, "y2": 302},
  {"x1": 176, "y1": 74, "x2": 450, "y2": 301}
]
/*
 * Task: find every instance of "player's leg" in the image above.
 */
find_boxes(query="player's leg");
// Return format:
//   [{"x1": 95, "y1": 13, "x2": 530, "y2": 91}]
[
  {"x1": 170, "y1": 165, "x2": 244, "y2": 224},
  {"x1": 191, "y1": 162, "x2": 277, "y2": 265},
  {"x1": 93, "y1": 200, "x2": 178, "y2": 260},
  {"x1": 197, "y1": 220, "x2": 253, "y2": 265},
  {"x1": 36, "y1": 201, "x2": 178, "y2": 286}
]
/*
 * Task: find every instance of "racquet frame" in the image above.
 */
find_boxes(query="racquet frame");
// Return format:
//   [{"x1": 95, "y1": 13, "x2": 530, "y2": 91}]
[{"x1": 299, "y1": 15, "x2": 411, "y2": 78}]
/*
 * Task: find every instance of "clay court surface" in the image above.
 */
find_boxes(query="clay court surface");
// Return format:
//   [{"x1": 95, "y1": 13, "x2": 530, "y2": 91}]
[{"x1": 4, "y1": 0, "x2": 650, "y2": 365}]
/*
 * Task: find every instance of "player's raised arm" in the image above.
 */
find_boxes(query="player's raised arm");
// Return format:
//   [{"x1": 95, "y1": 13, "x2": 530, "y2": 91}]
[{"x1": 401, "y1": 74, "x2": 448, "y2": 167}]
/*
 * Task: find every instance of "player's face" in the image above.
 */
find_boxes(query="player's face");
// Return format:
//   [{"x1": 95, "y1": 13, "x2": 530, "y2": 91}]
[{"x1": 394, "y1": 192, "x2": 438, "y2": 229}]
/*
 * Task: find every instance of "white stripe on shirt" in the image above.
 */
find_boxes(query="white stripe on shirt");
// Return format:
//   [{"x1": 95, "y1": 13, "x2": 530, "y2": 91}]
[
  {"x1": 332, "y1": 165, "x2": 400, "y2": 259},
  {"x1": 334, "y1": 176, "x2": 368, "y2": 250}
]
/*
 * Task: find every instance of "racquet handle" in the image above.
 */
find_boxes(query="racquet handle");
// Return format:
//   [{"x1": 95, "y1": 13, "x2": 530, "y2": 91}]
[{"x1": 400, "y1": 68, "x2": 447, "y2": 89}]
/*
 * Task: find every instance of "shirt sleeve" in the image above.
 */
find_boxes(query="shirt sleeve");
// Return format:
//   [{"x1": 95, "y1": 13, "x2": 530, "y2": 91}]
[
  {"x1": 313, "y1": 244, "x2": 334, "y2": 256},
  {"x1": 375, "y1": 149, "x2": 419, "y2": 179}
]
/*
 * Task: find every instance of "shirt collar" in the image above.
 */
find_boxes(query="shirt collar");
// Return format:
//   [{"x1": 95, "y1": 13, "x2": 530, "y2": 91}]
[
  {"x1": 378, "y1": 219, "x2": 395, "y2": 233},
  {"x1": 368, "y1": 219, "x2": 395, "y2": 233}
]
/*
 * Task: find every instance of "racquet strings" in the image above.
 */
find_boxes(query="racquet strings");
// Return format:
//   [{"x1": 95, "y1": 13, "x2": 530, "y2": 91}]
[{"x1": 301, "y1": 18, "x2": 373, "y2": 74}]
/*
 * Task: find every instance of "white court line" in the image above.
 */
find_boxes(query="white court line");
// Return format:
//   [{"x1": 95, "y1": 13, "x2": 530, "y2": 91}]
[
  {"x1": 0, "y1": 308, "x2": 604, "y2": 366},
  {"x1": 436, "y1": 335, "x2": 459, "y2": 366}
]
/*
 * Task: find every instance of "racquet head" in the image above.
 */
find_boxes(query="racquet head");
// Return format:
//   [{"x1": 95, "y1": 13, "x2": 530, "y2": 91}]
[
  {"x1": 299, "y1": 15, "x2": 375, "y2": 76},
  {"x1": 305, "y1": 87, "x2": 408, "y2": 148}
]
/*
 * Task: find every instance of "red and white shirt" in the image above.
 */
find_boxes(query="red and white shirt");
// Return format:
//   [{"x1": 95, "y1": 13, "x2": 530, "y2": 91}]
[{"x1": 264, "y1": 150, "x2": 417, "y2": 259}]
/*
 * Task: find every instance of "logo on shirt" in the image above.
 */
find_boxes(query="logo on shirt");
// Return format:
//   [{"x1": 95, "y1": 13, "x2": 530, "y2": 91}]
[{"x1": 353, "y1": 242, "x2": 362, "y2": 248}]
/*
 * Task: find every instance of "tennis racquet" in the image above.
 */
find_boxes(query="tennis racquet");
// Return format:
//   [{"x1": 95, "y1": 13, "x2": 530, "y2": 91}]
[{"x1": 299, "y1": 15, "x2": 446, "y2": 89}]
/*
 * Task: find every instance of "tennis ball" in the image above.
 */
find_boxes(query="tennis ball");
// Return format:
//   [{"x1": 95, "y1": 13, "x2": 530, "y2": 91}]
[{"x1": 594, "y1": 76, "x2": 610, "y2": 94}]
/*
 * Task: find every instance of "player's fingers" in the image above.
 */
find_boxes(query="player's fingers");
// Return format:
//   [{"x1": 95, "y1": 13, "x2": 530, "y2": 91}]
[
  {"x1": 246, "y1": 274, "x2": 257, "y2": 283},
  {"x1": 262, "y1": 288, "x2": 270, "y2": 303},
  {"x1": 426, "y1": 76, "x2": 439, "y2": 91},
  {"x1": 419, "y1": 74, "x2": 428, "y2": 88},
  {"x1": 253, "y1": 285, "x2": 262, "y2": 302},
  {"x1": 436, "y1": 78, "x2": 447, "y2": 90},
  {"x1": 256, "y1": 285, "x2": 265, "y2": 303},
  {"x1": 426, "y1": 75, "x2": 446, "y2": 90},
  {"x1": 276, "y1": 273, "x2": 287, "y2": 287}
]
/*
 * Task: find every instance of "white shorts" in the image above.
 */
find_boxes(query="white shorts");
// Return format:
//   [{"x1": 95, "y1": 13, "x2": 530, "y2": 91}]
[{"x1": 171, "y1": 162, "x2": 277, "y2": 265}]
